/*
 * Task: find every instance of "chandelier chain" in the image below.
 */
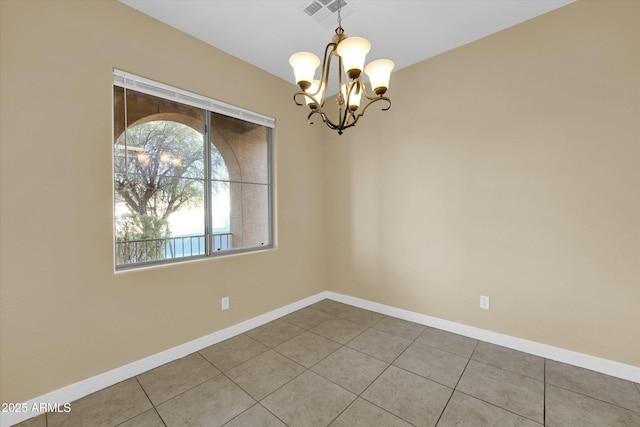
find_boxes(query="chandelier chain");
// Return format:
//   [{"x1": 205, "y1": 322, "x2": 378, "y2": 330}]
[{"x1": 337, "y1": 0, "x2": 342, "y2": 28}]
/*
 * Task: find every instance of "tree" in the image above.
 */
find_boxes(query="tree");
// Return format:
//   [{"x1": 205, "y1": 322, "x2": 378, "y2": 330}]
[{"x1": 114, "y1": 120, "x2": 227, "y2": 249}]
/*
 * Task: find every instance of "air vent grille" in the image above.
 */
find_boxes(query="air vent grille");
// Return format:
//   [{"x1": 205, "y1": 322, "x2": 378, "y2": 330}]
[
  {"x1": 303, "y1": 2, "x2": 323, "y2": 16},
  {"x1": 326, "y1": 0, "x2": 346, "y2": 13},
  {"x1": 301, "y1": 0, "x2": 354, "y2": 28}
]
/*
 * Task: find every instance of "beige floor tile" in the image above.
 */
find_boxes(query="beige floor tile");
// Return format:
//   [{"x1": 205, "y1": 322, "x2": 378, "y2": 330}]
[
  {"x1": 12, "y1": 415, "x2": 46, "y2": 427},
  {"x1": 393, "y1": 341, "x2": 469, "y2": 388},
  {"x1": 282, "y1": 307, "x2": 332, "y2": 330},
  {"x1": 546, "y1": 359, "x2": 640, "y2": 413},
  {"x1": 346, "y1": 328, "x2": 411, "y2": 363},
  {"x1": 261, "y1": 371, "x2": 356, "y2": 427},
  {"x1": 117, "y1": 409, "x2": 165, "y2": 427},
  {"x1": 30, "y1": 301, "x2": 640, "y2": 427},
  {"x1": 311, "y1": 317, "x2": 367, "y2": 344},
  {"x1": 156, "y1": 375, "x2": 254, "y2": 426},
  {"x1": 309, "y1": 300, "x2": 353, "y2": 317},
  {"x1": 274, "y1": 331, "x2": 341, "y2": 368},
  {"x1": 472, "y1": 342, "x2": 544, "y2": 381},
  {"x1": 416, "y1": 327, "x2": 478, "y2": 358},
  {"x1": 457, "y1": 360, "x2": 544, "y2": 424},
  {"x1": 47, "y1": 378, "x2": 152, "y2": 427},
  {"x1": 329, "y1": 398, "x2": 413, "y2": 427},
  {"x1": 137, "y1": 353, "x2": 220, "y2": 405},
  {"x1": 546, "y1": 384, "x2": 640, "y2": 427},
  {"x1": 373, "y1": 316, "x2": 426, "y2": 340},
  {"x1": 362, "y1": 365, "x2": 452, "y2": 427},
  {"x1": 199, "y1": 333, "x2": 269, "y2": 372},
  {"x1": 337, "y1": 306, "x2": 385, "y2": 326},
  {"x1": 226, "y1": 350, "x2": 305, "y2": 400},
  {"x1": 311, "y1": 346, "x2": 388, "y2": 394},
  {"x1": 437, "y1": 391, "x2": 542, "y2": 427},
  {"x1": 224, "y1": 404, "x2": 286, "y2": 427},
  {"x1": 245, "y1": 319, "x2": 306, "y2": 348}
]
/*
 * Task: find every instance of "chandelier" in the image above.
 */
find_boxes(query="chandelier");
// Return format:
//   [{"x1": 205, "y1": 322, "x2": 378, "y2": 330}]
[{"x1": 289, "y1": 3, "x2": 394, "y2": 135}]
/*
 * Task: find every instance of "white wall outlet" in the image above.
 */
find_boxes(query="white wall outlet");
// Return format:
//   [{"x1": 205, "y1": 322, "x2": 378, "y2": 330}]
[
  {"x1": 221, "y1": 297, "x2": 229, "y2": 310},
  {"x1": 480, "y1": 295, "x2": 490, "y2": 310}
]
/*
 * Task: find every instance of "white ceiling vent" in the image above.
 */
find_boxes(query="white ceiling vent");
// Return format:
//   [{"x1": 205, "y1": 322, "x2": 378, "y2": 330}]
[{"x1": 301, "y1": 0, "x2": 355, "y2": 29}]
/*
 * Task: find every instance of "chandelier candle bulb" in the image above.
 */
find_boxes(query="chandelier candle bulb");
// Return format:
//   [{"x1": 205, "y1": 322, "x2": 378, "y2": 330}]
[
  {"x1": 289, "y1": 52, "x2": 320, "y2": 90},
  {"x1": 365, "y1": 59, "x2": 395, "y2": 95}
]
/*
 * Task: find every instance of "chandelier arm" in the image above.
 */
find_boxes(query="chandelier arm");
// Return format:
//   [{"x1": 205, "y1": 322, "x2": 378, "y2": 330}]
[
  {"x1": 359, "y1": 83, "x2": 379, "y2": 101},
  {"x1": 342, "y1": 79, "x2": 354, "y2": 112},
  {"x1": 293, "y1": 91, "x2": 306, "y2": 106},
  {"x1": 321, "y1": 43, "x2": 338, "y2": 84},
  {"x1": 293, "y1": 90, "x2": 323, "y2": 107},
  {"x1": 337, "y1": 115, "x2": 359, "y2": 133},
  {"x1": 310, "y1": 42, "x2": 338, "y2": 106},
  {"x1": 305, "y1": 100, "x2": 342, "y2": 131},
  {"x1": 337, "y1": 54, "x2": 344, "y2": 107},
  {"x1": 343, "y1": 104, "x2": 357, "y2": 128},
  {"x1": 297, "y1": 42, "x2": 337, "y2": 107},
  {"x1": 351, "y1": 96, "x2": 392, "y2": 122}
]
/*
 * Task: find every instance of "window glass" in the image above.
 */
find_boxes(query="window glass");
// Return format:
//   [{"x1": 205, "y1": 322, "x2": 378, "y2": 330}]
[{"x1": 113, "y1": 78, "x2": 272, "y2": 270}]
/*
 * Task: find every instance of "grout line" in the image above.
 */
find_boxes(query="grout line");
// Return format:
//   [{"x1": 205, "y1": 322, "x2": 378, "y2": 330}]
[
  {"x1": 452, "y1": 390, "x2": 545, "y2": 426},
  {"x1": 325, "y1": 397, "x2": 357, "y2": 426},
  {"x1": 30, "y1": 299, "x2": 635, "y2": 427},
  {"x1": 154, "y1": 406, "x2": 168, "y2": 427},
  {"x1": 132, "y1": 377, "x2": 168, "y2": 427},
  {"x1": 432, "y1": 340, "x2": 478, "y2": 426},
  {"x1": 453, "y1": 342, "x2": 545, "y2": 425},
  {"x1": 255, "y1": 402, "x2": 289, "y2": 427},
  {"x1": 545, "y1": 382, "x2": 640, "y2": 415},
  {"x1": 305, "y1": 307, "x2": 416, "y2": 425},
  {"x1": 355, "y1": 365, "x2": 418, "y2": 426},
  {"x1": 413, "y1": 336, "x2": 478, "y2": 361}
]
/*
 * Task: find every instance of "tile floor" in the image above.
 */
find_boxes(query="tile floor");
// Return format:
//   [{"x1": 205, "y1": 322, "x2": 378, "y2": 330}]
[{"x1": 14, "y1": 299, "x2": 640, "y2": 427}]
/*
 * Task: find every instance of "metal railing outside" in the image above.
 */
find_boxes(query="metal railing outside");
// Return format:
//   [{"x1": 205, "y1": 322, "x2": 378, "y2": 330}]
[{"x1": 116, "y1": 233, "x2": 232, "y2": 266}]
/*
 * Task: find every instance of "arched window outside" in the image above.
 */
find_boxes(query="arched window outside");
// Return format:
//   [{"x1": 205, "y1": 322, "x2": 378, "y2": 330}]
[{"x1": 113, "y1": 71, "x2": 273, "y2": 269}]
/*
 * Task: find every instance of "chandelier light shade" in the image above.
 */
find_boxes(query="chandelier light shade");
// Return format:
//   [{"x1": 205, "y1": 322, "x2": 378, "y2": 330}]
[
  {"x1": 335, "y1": 36, "x2": 371, "y2": 79},
  {"x1": 289, "y1": 52, "x2": 320, "y2": 90},
  {"x1": 289, "y1": 4, "x2": 394, "y2": 135},
  {"x1": 365, "y1": 59, "x2": 394, "y2": 95}
]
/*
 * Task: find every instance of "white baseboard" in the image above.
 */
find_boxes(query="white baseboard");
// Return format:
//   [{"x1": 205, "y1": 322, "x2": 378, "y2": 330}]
[
  {"x1": 3, "y1": 290, "x2": 638, "y2": 427},
  {"x1": 0, "y1": 292, "x2": 329, "y2": 427},
  {"x1": 326, "y1": 291, "x2": 640, "y2": 384}
]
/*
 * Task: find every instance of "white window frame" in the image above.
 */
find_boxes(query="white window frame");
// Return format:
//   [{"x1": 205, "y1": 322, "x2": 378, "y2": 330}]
[{"x1": 113, "y1": 70, "x2": 275, "y2": 270}]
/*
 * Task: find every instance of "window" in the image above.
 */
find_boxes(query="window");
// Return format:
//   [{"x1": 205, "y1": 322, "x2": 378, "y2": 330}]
[{"x1": 113, "y1": 70, "x2": 274, "y2": 269}]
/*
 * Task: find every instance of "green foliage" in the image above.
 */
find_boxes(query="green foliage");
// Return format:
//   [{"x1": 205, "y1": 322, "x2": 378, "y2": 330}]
[{"x1": 115, "y1": 213, "x2": 171, "y2": 265}]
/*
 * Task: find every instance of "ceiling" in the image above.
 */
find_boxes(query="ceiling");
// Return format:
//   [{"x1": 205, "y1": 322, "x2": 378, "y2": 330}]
[{"x1": 119, "y1": 0, "x2": 574, "y2": 92}]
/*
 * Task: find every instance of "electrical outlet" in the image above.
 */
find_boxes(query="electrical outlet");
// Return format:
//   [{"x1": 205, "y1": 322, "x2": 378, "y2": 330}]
[
  {"x1": 480, "y1": 295, "x2": 490, "y2": 310},
  {"x1": 221, "y1": 297, "x2": 229, "y2": 310}
]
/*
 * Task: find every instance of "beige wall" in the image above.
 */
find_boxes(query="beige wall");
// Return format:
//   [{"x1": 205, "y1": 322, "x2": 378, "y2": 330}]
[
  {"x1": 325, "y1": 0, "x2": 639, "y2": 367},
  {"x1": 0, "y1": 0, "x2": 326, "y2": 403},
  {"x1": 1, "y1": 0, "x2": 638, "y2": 406}
]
